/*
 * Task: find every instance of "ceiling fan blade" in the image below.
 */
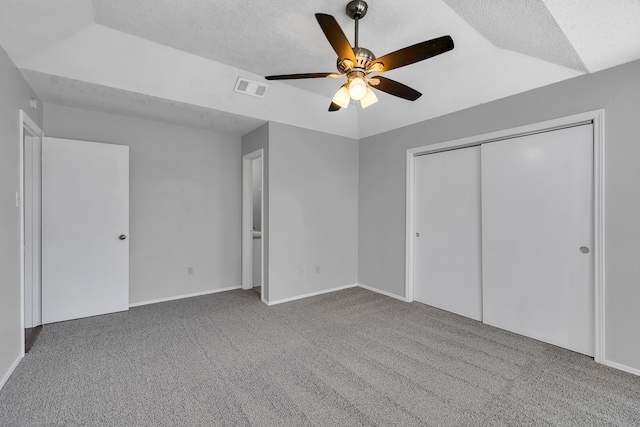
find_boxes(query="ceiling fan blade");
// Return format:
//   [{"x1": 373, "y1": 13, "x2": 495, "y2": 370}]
[
  {"x1": 369, "y1": 76, "x2": 422, "y2": 101},
  {"x1": 368, "y1": 35, "x2": 454, "y2": 73},
  {"x1": 315, "y1": 13, "x2": 357, "y2": 63},
  {"x1": 265, "y1": 72, "x2": 338, "y2": 80},
  {"x1": 329, "y1": 102, "x2": 342, "y2": 112}
]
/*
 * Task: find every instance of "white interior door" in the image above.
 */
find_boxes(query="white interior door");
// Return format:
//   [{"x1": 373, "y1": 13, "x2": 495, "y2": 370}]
[
  {"x1": 481, "y1": 124, "x2": 594, "y2": 356},
  {"x1": 414, "y1": 146, "x2": 483, "y2": 321},
  {"x1": 23, "y1": 135, "x2": 42, "y2": 328},
  {"x1": 42, "y1": 137, "x2": 129, "y2": 324}
]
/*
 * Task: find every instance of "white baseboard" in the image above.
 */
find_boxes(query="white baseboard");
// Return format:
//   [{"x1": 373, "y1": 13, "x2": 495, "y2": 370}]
[
  {"x1": 266, "y1": 283, "x2": 358, "y2": 306},
  {"x1": 129, "y1": 286, "x2": 242, "y2": 308},
  {"x1": 0, "y1": 354, "x2": 23, "y2": 391},
  {"x1": 358, "y1": 283, "x2": 407, "y2": 302},
  {"x1": 605, "y1": 359, "x2": 640, "y2": 377}
]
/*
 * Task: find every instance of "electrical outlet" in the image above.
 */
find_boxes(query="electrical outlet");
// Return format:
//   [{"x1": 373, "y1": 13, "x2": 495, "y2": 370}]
[
  {"x1": 187, "y1": 267, "x2": 193, "y2": 275},
  {"x1": 316, "y1": 265, "x2": 320, "y2": 274}
]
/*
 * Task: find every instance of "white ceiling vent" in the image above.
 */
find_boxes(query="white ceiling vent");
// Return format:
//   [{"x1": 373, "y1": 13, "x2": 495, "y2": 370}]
[{"x1": 234, "y1": 77, "x2": 269, "y2": 98}]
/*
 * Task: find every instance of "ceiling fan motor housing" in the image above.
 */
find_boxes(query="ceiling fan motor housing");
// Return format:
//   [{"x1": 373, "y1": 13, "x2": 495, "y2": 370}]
[{"x1": 337, "y1": 47, "x2": 375, "y2": 73}]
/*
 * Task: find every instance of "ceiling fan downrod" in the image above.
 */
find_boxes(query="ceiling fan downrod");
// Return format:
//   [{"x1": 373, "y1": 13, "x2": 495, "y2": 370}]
[{"x1": 346, "y1": 0, "x2": 368, "y2": 48}]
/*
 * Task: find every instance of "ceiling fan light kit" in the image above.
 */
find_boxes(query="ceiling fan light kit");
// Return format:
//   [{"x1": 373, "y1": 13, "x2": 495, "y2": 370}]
[
  {"x1": 360, "y1": 87, "x2": 378, "y2": 109},
  {"x1": 332, "y1": 84, "x2": 351, "y2": 108},
  {"x1": 348, "y1": 74, "x2": 367, "y2": 100},
  {"x1": 265, "y1": 1, "x2": 454, "y2": 111}
]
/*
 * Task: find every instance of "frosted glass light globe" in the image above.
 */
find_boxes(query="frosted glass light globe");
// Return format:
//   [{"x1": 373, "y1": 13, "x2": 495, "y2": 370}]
[{"x1": 349, "y1": 77, "x2": 367, "y2": 100}]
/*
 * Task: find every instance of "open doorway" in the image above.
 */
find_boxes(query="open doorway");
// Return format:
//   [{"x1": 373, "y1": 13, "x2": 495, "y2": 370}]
[
  {"x1": 242, "y1": 149, "x2": 266, "y2": 303},
  {"x1": 20, "y1": 110, "x2": 44, "y2": 353},
  {"x1": 250, "y1": 157, "x2": 262, "y2": 295}
]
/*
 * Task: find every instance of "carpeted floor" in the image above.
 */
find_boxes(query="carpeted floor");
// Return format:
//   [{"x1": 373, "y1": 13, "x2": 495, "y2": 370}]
[{"x1": 1, "y1": 287, "x2": 639, "y2": 426}]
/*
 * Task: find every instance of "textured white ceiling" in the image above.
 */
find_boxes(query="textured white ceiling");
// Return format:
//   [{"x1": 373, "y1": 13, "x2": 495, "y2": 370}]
[
  {"x1": 14, "y1": 24, "x2": 360, "y2": 138},
  {"x1": 542, "y1": 0, "x2": 640, "y2": 72},
  {"x1": 22, "y1": 70, "x2": 266, "y2": 136},
  {"x1": 1, "y1": 0, "x2": 640, "y2": 138},
  {"x1": 0, "y1": 0, "x2": 94, "y2": 64},
  {"x1": 443, "y1": 0, "x2": 587, "y2": 72}
]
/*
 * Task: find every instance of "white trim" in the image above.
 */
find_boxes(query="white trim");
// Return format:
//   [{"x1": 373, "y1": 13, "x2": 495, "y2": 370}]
[
  {"x1": 358, "y1": 283, "x2": 407, "y2": 302},
  {"x1": 0, "y1": 354, "x2": 23, "y2": 391},
  {"x1": 405, "y1": 148, "x2": 415, "y2": 302},
  {"x1": 604, "y1": 360, "x2": 640, "y2": 377},
  {"x1": 406, "y1": 111, "x2": 598, "y2": 158},
  {"x1": 266, "y1": 283, "x2": 358, "y2": 306},
  {"x1": 19, "y1": 117, "x2": 24, "y2": 357},
  {"x1": 241, "y1": 155, "x2": 251, "y2": 290},
  {"x1": 242, "y1": 149, "x2": 266, "y2": 305},
  {"x1": 592, "y1": 111, "x2": 606, "y2": 364},
  {"x1": 128, "y1": 286, "x2": 241, "y2": 308},
  {"x1": 19, "y1": 110, "x2": 43, "y2": 358},
  {"x1": 259, "y1": 154, "x2": 265, "y2": 305},
  {"x1": 405, "y1": 109, "x2": 606, "y2": 364},
  {"x1": 21, "y1": 110, "x2": 43, "y2": 137}
]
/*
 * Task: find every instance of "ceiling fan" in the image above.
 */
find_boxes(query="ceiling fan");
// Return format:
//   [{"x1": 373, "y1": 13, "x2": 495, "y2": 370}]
[{"x1": 265, "y1": 1, "x2": 454, "y2": 111}]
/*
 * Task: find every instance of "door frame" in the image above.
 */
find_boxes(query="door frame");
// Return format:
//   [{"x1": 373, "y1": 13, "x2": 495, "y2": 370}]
[
  {"x1": 19, "y1": 110, "x2": 44, "y2": 356},
  {"x1": 405, "y1": 109, "x2": 605, "y2": 364},
  {"x1": 242, "y1": 149, "x2": 266, "y2": 304}
]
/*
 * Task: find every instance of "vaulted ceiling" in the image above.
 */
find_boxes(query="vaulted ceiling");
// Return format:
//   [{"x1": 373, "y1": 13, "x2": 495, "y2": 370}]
[{"x1": 1, "y1": 0, "x2": 640, "y2": 138}]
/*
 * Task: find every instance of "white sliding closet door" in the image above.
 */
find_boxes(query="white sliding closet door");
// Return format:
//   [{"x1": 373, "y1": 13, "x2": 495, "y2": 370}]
[
  {"x1": 481, "y1": 125, "x2": 594, "y2": 356},
  {"x1": 42, "y1": 137, "x2": 129, "y2": 324},
  {"x1": 414, "y1": 146, "x2": 482, "y2": 321}
]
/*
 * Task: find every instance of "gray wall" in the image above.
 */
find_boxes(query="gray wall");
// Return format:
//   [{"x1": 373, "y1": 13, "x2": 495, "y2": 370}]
[
  {"x1": 242, "y1": 123, "x2": 270, "y2": 300},
  {"x1": 0, "y1": 46, "x2": 42, "y2": 384},
  {"x1": 268, "y1": 122, "x2": 358, "y2": 302},
  {"x1": 44, "y1": 104, "x2": 242, "y2": 304},
  {"x1": 359, "y1": 58, "x2": 640, "y2": 370}
]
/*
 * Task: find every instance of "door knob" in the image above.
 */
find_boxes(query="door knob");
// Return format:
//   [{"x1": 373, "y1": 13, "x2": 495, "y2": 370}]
[
  {"x1": 119, "y1": 234, "x2": 127, "y2": 240},
  {"x1": 579, "y1": 246, "x2": 589, "y2": 254}
]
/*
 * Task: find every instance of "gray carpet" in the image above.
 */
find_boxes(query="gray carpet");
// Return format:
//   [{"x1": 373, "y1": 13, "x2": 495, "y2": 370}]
[{"x1": 1, "y1": 287, "x2": 639, "y2": 426}]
